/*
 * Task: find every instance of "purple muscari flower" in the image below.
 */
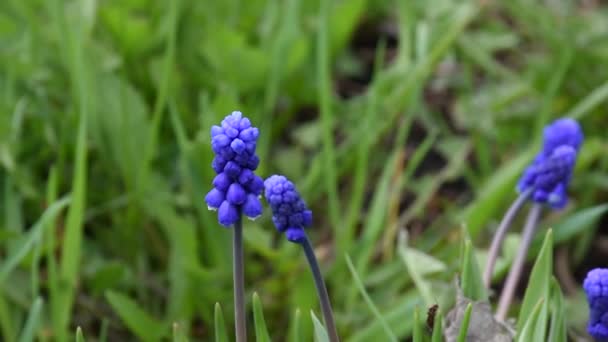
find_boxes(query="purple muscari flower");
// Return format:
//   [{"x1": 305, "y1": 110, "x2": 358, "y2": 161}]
[
  {"x1": 517, "y1": 118, "x2": 583, "y2": 209},
  {"x1": 263, "y1": 175, "x2": 312, "y2": 243},
  {"x1": 205, "y1": 111, "x2": 263, "y2": 226},
  {"x1": 584, "y1": 268, "x2": 608, "y2": 341}
]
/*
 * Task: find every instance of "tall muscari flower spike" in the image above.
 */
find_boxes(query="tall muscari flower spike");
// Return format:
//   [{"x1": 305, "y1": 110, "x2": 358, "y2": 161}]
[
  {"x1": 263, "y1": 175, "x2": 312, "y2": 243},
  {"x1": 584, "y1": 268, "x2": 608, "y2": 341},
  {"x1": 205, "y1": 111, "x2": 264, "y2": 226},
  {"x1": 483, "y1": 117, "x2": 584, "y2": 321},
  {"x1": 263, "y1": 174, "x2": 340, "y2": 342}
]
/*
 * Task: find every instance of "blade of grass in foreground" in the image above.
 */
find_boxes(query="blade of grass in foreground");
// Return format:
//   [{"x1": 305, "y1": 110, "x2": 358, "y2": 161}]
[
  {"x1": 311, "y1": 311, "x2": 330, "y2": 342},
  {"x1": 345, "y1": 255, "x2": 397, "y2": 342},
  {"x1": 214, "y1": 303, "x2": 228, "y2": 342},
  {"x1": 17, "y1": 297, "x2": 43, "y2": 342},
  {"x1": 253, "y1": 293, "x2": 271, "y2": 342},
  {"x1": 456, "y1": 303, "x2": 472, "y2": 342}
]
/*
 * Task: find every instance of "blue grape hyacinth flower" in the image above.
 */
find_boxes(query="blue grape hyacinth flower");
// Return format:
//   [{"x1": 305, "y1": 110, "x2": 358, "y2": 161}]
[
  {"x1": 263, "y1": 175, "x2": 312, "y2": 243},
  {"x1": 205, "y1": 111, "x2": 264, "y2": 226},
  {"x1": 584, "y1": 268, "x2": 608, "y2": 341},
  {"x1": 517, "y1": 118, "x2": 583, "y2": 209}
]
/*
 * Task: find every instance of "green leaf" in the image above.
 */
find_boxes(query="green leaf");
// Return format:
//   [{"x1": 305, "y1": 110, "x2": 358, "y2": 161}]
[
  {"x1": 17, "y1": 297, "x2": 43, "y2": 342},
  {"x1": 105, "y1": 290, "x2": 166, "y2": 341},
  {"x1": 460, "y1": 237, "x2": 487, "y2": 301},
  {"x1": 549, "y1": 204, "x2": 608, "y2": 245},
  {"x1": 76, "y1": 327, "x2": 85, "y2": 342},
  {"x1": 412, "y1": 307, "x2": 423, "y2": 342},
  {"x1": 517, "y1": 229, "x2": 552, "y2": 334},
  {"x1": 214, "y1": 303, "x2": 228, "y2": 342},
  {"x1": 517, "y1": 298, "x2": 544, "y2": 342},
  {"x1": 172, "y1": 322, "x2": 188, "y2": 342},
  {"x1": 252, "y1": 293, "x2": 271, "y2": 342},
  {"x1": 398, "y1": 232, "x2": 435, "y2": 306},
  {"x1": 456, "y1": 303, "x2": 473, "y2": 342},
  {"x1": 0, "y1": 197, "x2": 70, "y2": 284},
  {"x1": 431, "y1": 309, "x2": 442, "y2": 342},
  {"x1": 289, "y1": 309, "x2": 301, "y2": 342},
  {"x1": 548, "y1": 278, "x2": 567, "y2": 342},
  {"x1": 311, "y1": 311, "x2": 330, "y2": 342},
  {"x1": 345, "y1": 254, "x2": 397, "y2": 342}
]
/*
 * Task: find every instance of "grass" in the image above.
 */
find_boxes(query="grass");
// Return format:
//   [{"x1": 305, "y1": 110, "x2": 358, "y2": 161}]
[{"x1": 1, "y1": 0, "x2": 608, "y2": 340}]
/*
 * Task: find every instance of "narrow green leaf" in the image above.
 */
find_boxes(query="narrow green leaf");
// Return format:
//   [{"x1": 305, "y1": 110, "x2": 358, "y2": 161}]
[
  {"x1": 17, "y1": 297, "x2": 43, "y2": 342},
  {"x1": 456, "y1": 303, "x2": 473, "y2": 342},
  {"x1": 311, "y1": 311, "x2": 330, "y2": 342},
  {"x1": 214, "y1": 303, "x2": 228, "y2": 342},
  {"x1": 566, "y1": 80, "x2": 608, "y2": 119},
  {"x1": 460, "y1": 238, "x2": 487, "y2": 301},
  {"x1": 252, "y1": 293, "x2": 271, "y2": 342},
  {"x1": 412, "y1": 307, "x2": 423, "y2": 342},
  {"x1": 76, "y1": 327, "x2": 85, "y2": 342},
  {"x1": 398, "y1": 232, "x2": 435, "y2": 306},
  {"x1": 0, "y1": 197, "x2": 70, "y2": 284},
  {"x1": 548, "y1": 278, "x2": 567, "y2": 342},
  {"x1": 549, "y1": 204, "x2": 608, "y2": 245},
  {"x1": 345, "y1": 254, "x2": 397, "y2": 342},
  {"x1": 105, "y1": 290, "x2": 166, "y2": 341},
  {"x1": 289, "y1": 309, "x2": 302, "y2": 342},
  {"x1": 517, "y1": 229, "x2": 553, "y2": 333},
  {"x1": 172, "y1": 322, "x2": 188, "y2": 342},
  {"x1": 517, "y1": 298, "x2": 544, "y2": 342},
  {"x1": 431, "y1": 309, "x2": 442, "y2": 342}
]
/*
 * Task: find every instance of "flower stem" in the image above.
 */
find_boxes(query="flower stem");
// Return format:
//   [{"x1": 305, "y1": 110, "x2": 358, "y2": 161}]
[
  {"x1": 483, "y1": 189, "x2": 532, "y2": 288},
  {"x1": 233, "y1": 216, "x2": 246, "y2": 342},
  {"x1": 300, "y1": 233, "x2": 340, "y2": 342},
  {"x1": 496, "y1": 204, "x2": 542, "y2": 321}
]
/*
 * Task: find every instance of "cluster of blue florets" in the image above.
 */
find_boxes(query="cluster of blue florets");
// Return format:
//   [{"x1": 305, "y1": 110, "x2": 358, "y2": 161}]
[
  {"x1": 584, "y1": 268, "x2": 608, "y2": 341},
  {"x1": 263, "y1": 175, "x2": 313, "y2": 243},
  {"x1": 205, "y1": 111, "x2": 264, "y2": 226},
  {"x1": 517, "y1": 118, "x2": 583, "y2": 208}
]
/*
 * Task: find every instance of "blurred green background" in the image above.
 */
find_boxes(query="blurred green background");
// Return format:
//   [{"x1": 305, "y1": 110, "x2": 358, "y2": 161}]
[{"x1": 1, "y1": 0, "x2": 608, "y2": 340}]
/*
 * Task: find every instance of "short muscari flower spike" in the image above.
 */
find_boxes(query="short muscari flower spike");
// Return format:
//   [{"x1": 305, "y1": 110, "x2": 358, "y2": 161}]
[
  {"x1": 584, "y1": 268, "x2": 608, "y2": 341},
  {"x1": 205, "y1": 111, "x2": 263, "y2": 226},
  {"x1": 263, "y1": 175, "x2": 312, "y2": 243},
  {"x1": 517, "y1": 118, "x2": 583, "y2": 209}
]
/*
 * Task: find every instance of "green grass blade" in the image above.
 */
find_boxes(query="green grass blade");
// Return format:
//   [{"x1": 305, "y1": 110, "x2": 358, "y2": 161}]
[
  {"x1": 252, "y1": 292, "x2": 271, "y2": 342},
  {"x1": 0, "y1": 197, "x2": 70, "y2": 284},
  {"x1": 456, "y1": 303, "x2": 473, "y2": 342},
  {"x1": 431, "y1": 309, "x2": 442, "y2": 342},
  {"x1": 76, "y1": 327, "x2": 85, "y2": 342},
  {"x1": 311, "y1": 311, "x2": 330, "y2": 342},
  {"x1": 548, "y1": 278, "x2": 566, "y2": 342},
  {"x1": 317, "y1": 0, "x2": 340, "y2": 228},
  {"x1": 398, "y1": 233, "x2": 435, "y2": 306},
  {"x1": 517, "y1": 299, "x2": 544, "y2": 342},
  {"x1": 566, "y1": 80, "x2": 608, "y2": 120},
  {"x1": 460, "y1": 237, "x2": 487, "y2": 301},
  {"x1": 412, "y1": 307, "x2": 423, "y2": 342},
  {"x1": 345, "y1": 254, "x2": 397, "y2": 342},
  {"x1": 517, "y1": 229, "x2": 553, "y2": 334},
  {"x1": 105, "y1": 290, "x2": 166, "y2": 341},
  {"x1": 172, "y1": 322, "x2": 188, "y2": 342},
  {"x1": 56, "y1": 111, "x2": 88, "y2": 340},
  {"x1": 17, "y1": 297, "x2": 43, "y2": 342},
  {"x1": 289, "y1": 309, "x2": 302, "y2": 342},
  {"x1": 546, "y1": 204, "x2": 608, "y2": 245},
  {"x1": 214, "y1": 303, "x2": 228, "y2": 342}
]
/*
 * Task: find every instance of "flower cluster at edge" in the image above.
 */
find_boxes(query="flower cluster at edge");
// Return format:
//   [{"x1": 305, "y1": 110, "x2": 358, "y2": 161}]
[
  {"x1": 584, "y1": 268, "x2": 608, "y2": 341},
  {"x1": 517, "y1": 118, "x2": 583, "y2": 209},
  {"x1": 205, "y1": 111, "x2": 264, "y2": 226},
  {"x1": 263, "y1": 175, "x2": 312, "y2": 243}
]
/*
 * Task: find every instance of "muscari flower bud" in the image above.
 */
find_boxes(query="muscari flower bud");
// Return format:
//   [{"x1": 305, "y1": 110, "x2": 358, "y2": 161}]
[
  {"x1": 205, "y1": 111, "x2": 263, "y2": 226},
  {"x1": 584, "y1": 268, "x2": 608, "y2": 341},
  {"x1": 517, "y1": 118, "x2": 583, "y2": 209},
  {"x1": 263, "y1": 175, "x2": 313, "y2": 243}
]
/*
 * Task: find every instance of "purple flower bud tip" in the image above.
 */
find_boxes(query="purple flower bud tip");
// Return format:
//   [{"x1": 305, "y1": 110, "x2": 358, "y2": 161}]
[
  {"x1": 207, "y1": 111, "x2": 263, "y2": 224},
  {"x1": 584, "y1": 269, "x2": 608, "y2": 340},
  {"x1": 205, "y1": 188, "x2": 225, "y2": 210},
  {"x1": 264, "y1": 175, "x2": 312, "y2": 243},
  {"x1": 218, "y1": 201, "x2": 239, "y2": 227},
  {"x1": 517, "y1": 118, "x2": 582, "y2": 209}
]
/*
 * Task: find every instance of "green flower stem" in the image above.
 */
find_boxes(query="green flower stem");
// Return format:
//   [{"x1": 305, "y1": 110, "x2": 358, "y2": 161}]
[
  {"x1": 300, "y1": 233, "x2": 340, "y2": 342},
  {"x1": 233, "y1": 216, "x2": 246, "y2": 342},
  {"x1": 496, "y1": 204, "x2": 542, "y2": 320},
  {"x1": 483, "y1": 189, "x2": 532, "y2": 288}
]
